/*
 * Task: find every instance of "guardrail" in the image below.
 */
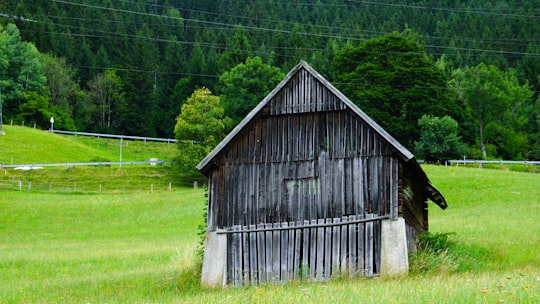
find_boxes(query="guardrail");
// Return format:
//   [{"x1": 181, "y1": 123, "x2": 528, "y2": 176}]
[
  {"x1": 0, "y1": 160, "x2": 168, "y2": 169},
  {"x1": 447, "y1": 159, "x2": 540, "y2": 167},
  {"x1": 51, "y1": 130, "x2": 178, "y2": 143}
]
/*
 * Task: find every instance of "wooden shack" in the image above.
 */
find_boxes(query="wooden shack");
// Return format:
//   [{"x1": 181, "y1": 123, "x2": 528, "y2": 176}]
[{"x1": 197, "y1": 61, "x2": 447, "y2": 287}]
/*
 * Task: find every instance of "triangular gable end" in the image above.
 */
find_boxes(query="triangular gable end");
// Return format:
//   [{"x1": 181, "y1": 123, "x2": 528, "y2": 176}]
[{"x1": 196, "y1": 60, "x2": 414, "y2": 173}]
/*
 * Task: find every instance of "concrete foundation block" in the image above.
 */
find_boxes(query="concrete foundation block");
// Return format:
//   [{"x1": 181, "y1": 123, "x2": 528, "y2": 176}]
[
  {"x1": 380, "y1": 217, "x2": 409, "y2": 277},
  {"x1": 200, "y1": 229, "x2": 227, "y2": 287}
]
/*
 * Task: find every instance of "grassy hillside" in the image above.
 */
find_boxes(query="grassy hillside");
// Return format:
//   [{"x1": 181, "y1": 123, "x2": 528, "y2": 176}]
[
  {"x1": 1, "y1": 166, "x2": 539, "y2": 303},
  {"x1": 0, "y1": 125, "x2": 176, "y2": 164},
  {"x1": 0, "y1": 125, "x2": 192, "y2": 191}
]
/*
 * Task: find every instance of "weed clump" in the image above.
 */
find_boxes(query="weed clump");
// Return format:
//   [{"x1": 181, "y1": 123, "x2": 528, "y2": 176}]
[{"x1": 409, "y1": 232, "x2": 459, "y2": 275}]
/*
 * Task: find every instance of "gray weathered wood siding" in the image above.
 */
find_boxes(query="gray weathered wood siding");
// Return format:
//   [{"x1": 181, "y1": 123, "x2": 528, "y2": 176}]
[
  {"x1": 224, "y1": 215, "x2": 382, "y2": 285},
  {"x1": 200, "y1": 62, "x2": 446, "y2": 286},
  {"x1": 204, "y1": 68, "x2": 402, "y2": 283},
  {"x1": 206, "y1": 69, "x2": 400, "y2": 230}
]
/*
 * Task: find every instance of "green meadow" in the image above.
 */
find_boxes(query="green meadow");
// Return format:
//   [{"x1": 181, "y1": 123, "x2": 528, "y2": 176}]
[
  {"x1": 0, "y1": 125, "x2": 176, "y2": 164},
  {"x1": 1, "y1": 127, "x2": 539, "y2": 303}
]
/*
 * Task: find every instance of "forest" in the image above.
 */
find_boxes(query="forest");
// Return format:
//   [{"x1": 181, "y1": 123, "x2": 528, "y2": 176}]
[{"x1": 0, "y1": 0, "x2": 539, "y2": 161}]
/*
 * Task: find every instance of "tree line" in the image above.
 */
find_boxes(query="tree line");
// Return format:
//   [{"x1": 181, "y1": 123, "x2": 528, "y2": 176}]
[{"x1": 0, "y1": 1, "x2": 539, "y2": 161}]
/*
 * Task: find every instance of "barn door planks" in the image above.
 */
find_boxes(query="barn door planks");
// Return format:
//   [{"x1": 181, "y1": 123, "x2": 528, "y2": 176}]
[{"x1": 225, "y1": 215, "x2": 383, "y2": 285}]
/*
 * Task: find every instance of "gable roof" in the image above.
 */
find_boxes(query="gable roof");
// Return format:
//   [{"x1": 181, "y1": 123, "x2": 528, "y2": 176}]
[
  {"x1": 197, "y1": 60, "x2": 412, "y2": 171},
  {"x1": 196, "y1": 60, "x2": 446, "y2": 209}
]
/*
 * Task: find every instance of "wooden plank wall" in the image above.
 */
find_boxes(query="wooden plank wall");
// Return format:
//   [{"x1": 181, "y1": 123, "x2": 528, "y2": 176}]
[
  {"x1": 225, "y1": 215, "x2": 382, "y2": 285},
  {"x1": 205, "y1": 66, "x2": 402, "y2": 284},
  {"x1": 215, "y1": 154, "x2": 397, "y2": 229}
]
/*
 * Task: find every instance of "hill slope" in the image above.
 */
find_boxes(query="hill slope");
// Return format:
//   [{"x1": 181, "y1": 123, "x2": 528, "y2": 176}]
[{"x1": 0, "y1": 125, "x2": 176, "y2": 165}]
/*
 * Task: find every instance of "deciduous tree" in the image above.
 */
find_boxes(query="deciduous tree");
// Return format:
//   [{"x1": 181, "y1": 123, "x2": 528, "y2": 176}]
[
  {"x1": 414, "y1": 115, "x2": 466, "y2": 162},
  {"x1": 451, "y1": 63, "x2": 533, "y2": 159},
  {"x1": 174, "y1": 88, "x2": 227, "y2": 176},
  {"x1": 332, "y1": 30, "x2": 457, "y2": 149}
]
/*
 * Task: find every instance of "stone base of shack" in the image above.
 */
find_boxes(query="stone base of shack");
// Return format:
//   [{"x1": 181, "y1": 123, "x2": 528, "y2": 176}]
[
  {"x1": 201, "y1": 230, "x2": 227, "y2": 287},
  {"x1": 380, "y1": 217, "x2": 409, "y2": 276}
]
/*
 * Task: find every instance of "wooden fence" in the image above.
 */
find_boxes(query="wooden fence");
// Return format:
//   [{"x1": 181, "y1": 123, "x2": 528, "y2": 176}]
[{"x1": 221, "y1": 214, "x2": 387, "y2": 285}]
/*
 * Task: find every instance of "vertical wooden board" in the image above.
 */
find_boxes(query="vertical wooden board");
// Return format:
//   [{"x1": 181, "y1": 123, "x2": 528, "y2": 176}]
[
  {"x1": 368, "y1": 158, "x2": 378, "y2": 215},
  {"x1": 293, "y1": 222, "x2": 302, "y2": 279},
  {"x1": 258, "y1": 163, "x2": 267, "y2": 223},
  {"x1": 310, "y1": 219, "x2": 318, "y2": 279},
  {"x1": 290, "y1": 115, "x2": 296, "y2": 162},
  {"x1": 316, "y1": 219, "x2": 325, "y2": 279},
  {"x1": 343, "y1": 158, "x2": 352, "y2": 215},
  {"x1": 365, "y1": 214, "x2": 374, "y2": 276},
  {"x1": 351, "y1": 157, "x2": 360, "y2": 216},
  {"x1": 283, "y1": 115, "x2": 288, "y2": 161},
  {"x1": 207, "y1": 172, "x2": 217, "y2": 231},
  {"x1": 260, "y1": 118, "x2": 267, "y2": 162},
  {"x1": 341, "y1": 216, "x2": 349, "y2": 274},
  {"x1": 326, "y1": 112, "x2": 333, "y2": 158},
  {"x1": 288, "y1": 222, "x2": 296, "y2": 279},
  {"x1": 317, "y1": 153, "x2": 326, "y2": 219},
  {"x1": 272, "y1": 223, "x2": 282, "y2": 282},
  {"x1": 243, "y1": 127, "x2": 250, "y2": 163},
  {"x1": 229, "y1": 166, "x2": 237, "y2": 226},
  {"x1": 336, "y1": 112, "x2": 342, "y2": 158},
  {"x1": 315, "y1": 79, "x2": 322, "y2": 111},
  {"x1": 374, "y1": 220, "x2": 381, "y2": 275},
  {"x1": 332, "y1": 218, "x2": 341, "y2": 276},
  {"x1": 278, "y1": 116, "x2": 284, "y2": 161},
  {"x1": 221, "y1": 167, "x2": 229, "y2": 228},
  {"x1": 276, "y1": 163, "x2": 285, "y2": 223},
  {"x1": 361, "y1": 123, "x2": 366, "y2": 156},
  {"x1": 267, "y1": 164, "x2": 275, "y2": 223},
  {"x1": 357, "y1": 220, "x2": 365, "y2": 276},
  {"x1": 238, "y1": 165, "x2": 246, "y2": 226},
  {"x1": 324, "y1": 218, "x2": 333, "y2": 278},
  {"x1": 242, "y1": 230, "x2": 250, "y2": 284},
  {"x1": 363, "y1": 158, "x2": 370, "y2": 215},
  {"x1": 306, "y1": 72, "x2": 313, "y2": 112},
  {"x1": 249, "y1": 226, "x2": 258, "y2": 285},
  {"x1": 217, "y1": 166, "x2": 225, "y2": 229},
  {"x1": 232, "y1": 227, "x2": 242, "y2": 286},
  {"x1": 348, "y1": 215, "x2": 357, "y2": 276},
  {"x1": 265, "y1": 223, "x2": 273, "y2": 282},
  {"x1": 338, "y1": 158, "x2": 345, "y2": 217},
  {"x1": 257, "y1": 224, "x2": 266, "y2": 284},
  {"x1": 302, "y1": 220, "x2": 310, "y2": 279},
  {"x1": 253, "y1": 119, "x2": 261, "y2": 162},
  {"x1": 288, "y1": 180, "x2": 297, "y2": 224},
  {"x1": 299, "y1": 70, "x2": 305, "y2": 113},
  {"x1": 231, "y1": 166, "x2": 238, "y2": 224},
  {"x1": 252, "y1": 164, "x2": 259, "y2": 226},
  {"x1": 226, "y1": 232, "x2": 234, "y2": 285},
  {"x1": 298, "y1": 114, "x2": 305, "y2": 160},
  {"x1": 293, "y1": 73, "x2": 298, "y2": 113},
  {"x1": 310, "y1": 113, "x2": 316, "y2": 159},
  {"x1": 269, "y1": 116, "x2": 276, "y2": 162},
  {"x1": 281, "y1": 222, "x2": 290, "y2": 282},
  {"x1": 391, "y1": 157, "x2": 399, "y2": 220}
]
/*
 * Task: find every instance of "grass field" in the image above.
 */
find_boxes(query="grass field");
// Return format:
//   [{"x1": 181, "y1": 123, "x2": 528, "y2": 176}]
[
  {"x1": 1, "y1": 165, "x2": 539, "y2": 303},
  {"x1": 0, "y1": 125, "x2": 176, "y2": 164}
]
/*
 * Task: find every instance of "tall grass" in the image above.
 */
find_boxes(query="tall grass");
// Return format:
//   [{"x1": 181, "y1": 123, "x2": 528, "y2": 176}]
[{"x1": 1, "y1": 166, "x2": 539, "y2": 303}]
